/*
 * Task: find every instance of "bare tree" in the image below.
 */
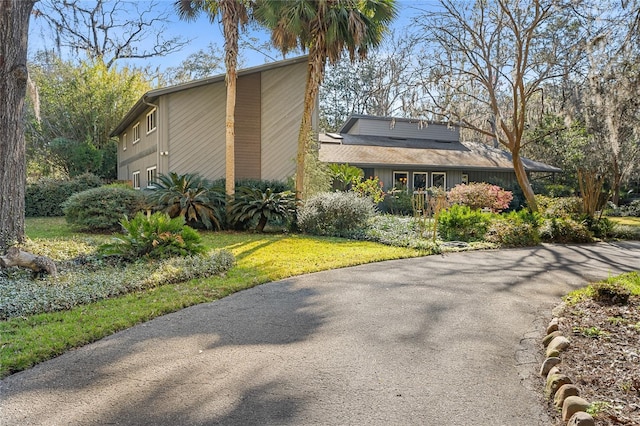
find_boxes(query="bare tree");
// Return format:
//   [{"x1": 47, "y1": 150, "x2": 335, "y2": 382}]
[
  {"x1": 413, "y1": 0, "x2": 581, "y2": 212},
  {"x1": 1, "y1": 0, "x2": 36, "y2": 251},
  {"x1": 33, "y1": 0, "x2": 190, "y2": 69}
]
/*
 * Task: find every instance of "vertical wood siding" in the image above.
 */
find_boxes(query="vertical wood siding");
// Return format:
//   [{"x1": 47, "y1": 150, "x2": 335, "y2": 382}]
[
  {"x1": 167, "y1": 84, "x2": 226, "y2": 180},
  {"x1": 357, "y1": 119, "x2": 459, "y2": 141},
  {"x1": 235, "y1": 73, "x2": 261, "y2": 179},
  {"x1": 261, "y1": 62, "x2": 307, "y2": 180}
]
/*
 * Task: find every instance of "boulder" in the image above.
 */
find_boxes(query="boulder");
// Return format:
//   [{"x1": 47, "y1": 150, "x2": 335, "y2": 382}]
[
  {"x1": 562, "y1": 396, "x2": 590, "y2": 421},
  {"x1": 542, "y1": 330, "x2": 563, "y2": 347},
  {"x1": 546, "y1": 373, "x2": 572, "y2": 399},
  {"x1": 567, "y1": 411, "x2": 595, "y2": 426},
  {"x1": 540, "y1": 357, "x2": 561, "y2": 377},
  {"x1": 546, "y1": 336, "x2": 570, "y2": 358},
  {"x1": 554, "y1": 384, "x2": 580, "y2": 409}
]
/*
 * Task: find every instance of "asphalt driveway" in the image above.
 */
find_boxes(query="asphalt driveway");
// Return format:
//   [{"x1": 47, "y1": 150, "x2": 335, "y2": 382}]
[{"x1": 2, "y1": 242, "x2": 639, "y2": 425}]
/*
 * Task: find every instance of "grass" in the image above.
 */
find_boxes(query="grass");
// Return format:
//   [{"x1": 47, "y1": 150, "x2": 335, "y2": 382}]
[
  {"x1": 563, "y1": 271, "x2": 640, "y2": 306},
  {"x1": 608, "y1": 216, "x2": 640, "y2": 227},
  {"x1": 0, "y1": 219, "x2": 425, "y2": 378}
]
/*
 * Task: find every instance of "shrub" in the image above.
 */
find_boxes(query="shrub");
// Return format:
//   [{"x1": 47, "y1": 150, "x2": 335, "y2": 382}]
[
  {"x1": 149, "y1": 172, "x2": 224, "y2": 230},
  {"x1": 25, "y1": 173, "x2": 103, "y2": 217},
  {"x1": 539, "y1": 217, "x2": 594, "y2": 243},
  {"x1": 582, "y1": 216, "x2": 616, "y2": 239},
  {"x1": 536, "y1": 195, "x2": 583, "y2": 219},
  {"x1": 606, "y1": 199, "x2": 640, "y2": 217},
  {"x1": 592, "y1": 281, "x2": 631, "y2": 305},
  {"x1": 360, "y1": 215, "x2": 442, "y2": 252},
  {"x1": 485, "y1": 210, "x2": 541, "y2": 247},
  {"x1": 100, "y1": 212, "x2": 206, "y2": 260},
  {"x1": 447, "y1": 183, "x2": 513, "y2": 212},
  {"x1": 229, "y1": 187, "x2": 296, "y2": 232},
  {"x1": 437, "y1": 204, "x2": 492, "y2": 242},
  {"x1": 351, "y1": 176, "x2": 385, "y2": 203},
  {"x1": 62, "y1": 186, "x2": 145, "y2": 232},
  {"x1": 297, "y1": 191, "x2": 376, "y2": 237},
  {"x1": 328, "y1": 163, "x2": 363, "y2": 191},
  {"x1": 380, "y1": 189, "x2": 413, "y2": 215}
]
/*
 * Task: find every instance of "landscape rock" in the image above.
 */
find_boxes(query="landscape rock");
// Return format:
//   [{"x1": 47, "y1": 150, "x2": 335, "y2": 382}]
[
  {"x1": 540, "y1": 356, "x2": 562, "y2": 377},
  {"x1": 567, "y1": 411, "x2": 596, "y2": 426},
  {"x1": 554, "y1": 384, "x2": 580, "y2": 409},
  {"x1": 546, "y1": 335, "x2": 570, "y2": 358},
  {"x1": 547, "y1": 317, "x2": 560, "y2": 334},
  {"x1": 552, "y1": 303, "x2": 566, "y2": 317},
  {"x1": 542, "y1": 330, "x2": 563, "y2": 347},
  {"x1": 546, "y1": 373, "x2": 572, "y2": 399},
  {"x1": 562, "y1": 395, "x2": 590, "y2": 421}
]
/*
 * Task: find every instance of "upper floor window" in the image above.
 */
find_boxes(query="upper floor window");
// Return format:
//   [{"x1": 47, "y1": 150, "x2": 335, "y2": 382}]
[
  {"x1": 146, "y1": 109, "x2": 157, "y2": 134},
  {"x1": 122, "y1": 132, "x2": 127, "y2": 151},
  {"x1": 132, "y1": 122, "x2": 140, "y2": 144}
]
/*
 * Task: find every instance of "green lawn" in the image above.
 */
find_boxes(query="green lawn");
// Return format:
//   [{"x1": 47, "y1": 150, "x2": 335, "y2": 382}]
[
  {"x1": 1, "y1": 218, "x2": 425, "y2": 378},
  {"x1": 608, "y1": 216, "x2": 640, "y2": 227}
]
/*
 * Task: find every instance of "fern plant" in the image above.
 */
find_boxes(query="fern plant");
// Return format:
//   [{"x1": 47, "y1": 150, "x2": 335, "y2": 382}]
[
  {"x1": 100, "y1": 212, "x2": 206, "y2": 260},
  {"x1": 148, "y1": 172, "x2": 224, "y2": 230},
  {"x1": 229, "y1": 187, "x2": 296, "y2": 232}
]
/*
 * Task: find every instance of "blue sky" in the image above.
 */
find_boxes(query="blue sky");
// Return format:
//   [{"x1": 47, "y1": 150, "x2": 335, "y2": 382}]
[{"x1": 29, "y1": 0, "x2": 438, "y2": 72}]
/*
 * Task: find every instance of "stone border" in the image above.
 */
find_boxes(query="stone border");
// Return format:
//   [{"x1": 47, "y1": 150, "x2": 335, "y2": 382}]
[{"x1": 540, "y1": 309, "x2": 596, "y2": 426}]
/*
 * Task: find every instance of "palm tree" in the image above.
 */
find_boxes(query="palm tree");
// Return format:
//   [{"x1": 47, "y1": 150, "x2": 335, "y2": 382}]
[
  {"x1": 175, "y1": 0, "x2": 249, "y2": 210},
  {"x1": 255, "y1": 0, "x2": 397, "y2": 200}
]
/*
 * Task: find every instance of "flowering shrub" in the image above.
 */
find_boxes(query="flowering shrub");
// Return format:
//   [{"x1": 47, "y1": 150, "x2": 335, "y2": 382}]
[
  {"x1": 447, "y1": 183, "x2": 513, "y2": 212},
  {"x1": 351, "y1": 176, "x2": 385, "y2": 203}
]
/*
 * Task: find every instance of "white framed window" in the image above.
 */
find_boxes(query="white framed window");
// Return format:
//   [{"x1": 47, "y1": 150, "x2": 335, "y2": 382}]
[
  {"x1": 132, "y1": 171, "x2": 140, "y2": 189},
  {"x1": 122, "y1": 132, "x2": 127, "y2": 151},
  {"x1": 146, "y1": 109, "x2": 157, "y2": 134},
  {"x1": 461, "y1": 173, "x2": 469, "y2": 185},
  {"x1": 413, "y1": 172, "x2": 428, "y2": 191},
  {"x1": 146, "y1": 166, "x2": 157, "y2": 188},
  {"x1": 431, "y1": 172, "x2": 446, "y2": 189},
  {"x1": 132, "y1": 122, "x2": 140, "y2": 144},
  {"x1": 393, "y1": 171, "x2": 409, "y2": 191}
]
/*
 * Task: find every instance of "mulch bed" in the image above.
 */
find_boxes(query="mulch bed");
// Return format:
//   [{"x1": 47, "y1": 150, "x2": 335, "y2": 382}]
[{"x1": 547, "y1": 296, "x2": 640, "y2": 425}]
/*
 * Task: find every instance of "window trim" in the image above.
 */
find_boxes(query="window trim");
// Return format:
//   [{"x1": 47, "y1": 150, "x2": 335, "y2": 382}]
[
  {"x1": 146, "y1": 108, "x2": 157, "y2": 135},
  {"x1": 132, "y1": 122, "x2": 140, "y2": 144},
  {"x1": 132, "y1": 171, "x2": 140, "y2": 190},
  {"x1": 122, "y1": 132, "x2": 127, "y2": 151},
  {"x1": 412, "y1": 172, "x2": 428, "y2": 192},
  {"x1": 146, "y1": 166, "x2": 157, "y2": 189},
  {"x1": 461, "y1": 173, "x2": 469, "y2": 185},
  {"x1": 393, "y1": 171, "x2": 409, "y2": 191},
  {"x1": 431, "y1": 172, "x2": 447, "y2": 189}
]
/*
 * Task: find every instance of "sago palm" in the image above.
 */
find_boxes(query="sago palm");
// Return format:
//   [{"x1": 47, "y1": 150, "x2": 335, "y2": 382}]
[
  {"x1": 229, "y1": 186, "x2": 296, "y2": 232},
  {"x1": 254, "y1": 0, "x2": 397, "y2": 200}
]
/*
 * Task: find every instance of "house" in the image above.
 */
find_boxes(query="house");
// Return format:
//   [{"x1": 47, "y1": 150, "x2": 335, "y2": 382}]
[
  {"x1": 110, "y1": 56, "x2": 310, "y2": 189},
  {"x1": 319, "y1": 115, "x2": 560, "y2": 191}
]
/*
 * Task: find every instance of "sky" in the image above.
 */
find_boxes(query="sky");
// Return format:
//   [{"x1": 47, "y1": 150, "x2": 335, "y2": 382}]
[{"x1": 28, "y1": 0, "x2": 439, "y2": 74}]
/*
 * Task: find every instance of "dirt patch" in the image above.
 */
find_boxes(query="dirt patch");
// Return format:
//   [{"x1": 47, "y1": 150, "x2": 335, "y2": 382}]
[{"x1": 547, "y1": 296, "x2": 640, "y2": 425}]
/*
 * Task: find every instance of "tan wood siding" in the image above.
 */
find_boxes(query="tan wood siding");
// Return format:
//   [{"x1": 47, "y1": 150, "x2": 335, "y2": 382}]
[
  {"x1": 116, "y1": 107, "x2": 158, "y2": 182},
  {"x1": 261, "y1": 62, "x2": 307, "y2": 180},
  {"x1": 235, "y1": 73, "x2": 261, "y2": 179},
  {"x1": 357, "y1": 119, "x2": 459, "y2": 141},
  {"x1": 167, "y1": 84, "x2": 226, "y2": 180}
]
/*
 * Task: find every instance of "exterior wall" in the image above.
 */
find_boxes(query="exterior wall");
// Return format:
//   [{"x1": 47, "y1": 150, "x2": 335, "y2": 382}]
[
  {"x1": 260, "y1": 61, "x2": 307, "y2": 180},
  {"x1": 467, "y1": 170, "x2": 516, "y2": 188},
  {"x1": 166, "y1": 82, "x2": 226, "y2": 181},
  {"x1": 351, "y1": 119, "x2": 459, "y2": 142},
  {"x1": 117, "y1": 106, "x2": 158, "y2": 187},
  {"x1": 235, "y1": 73, "x2": 261, "y2": 179}
]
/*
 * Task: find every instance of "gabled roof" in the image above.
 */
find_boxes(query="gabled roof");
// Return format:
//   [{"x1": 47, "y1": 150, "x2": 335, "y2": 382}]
[
  {"x1": 319, "y1": 133, "x2": 561, "y2": 173},
  {"x1": 110, "y1": 56, "x2": 308, "y2": 137}
]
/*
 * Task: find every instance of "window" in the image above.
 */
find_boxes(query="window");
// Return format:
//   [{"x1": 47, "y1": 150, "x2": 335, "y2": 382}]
[
  {"x1": 431, "y1": 172, "x2": 446, "y2": 189},
  {"x1": 461, "y1": 173, "x2": 469, "y2": 185},
  {"x1": 122, "y1": 133, "x2": 127, "y2": 151},
  {"x1": 146, "y1": 109, "x2": 157, "y2": 134},
  {"x1": 146, "y1": 166, "x2": 157, "y2": 188},
  {"x1": 132, "y1": 122, "x2": 140, "y2": 144},
  {"x1": 393, "y1": 171, "x2": 408, "y2": 191},
  {"x1": 132, "y1": 171, "x2": 140, "y2": 189},
  {"x1": 413, "y1": 172, "x2": 428, "y2": 192}
]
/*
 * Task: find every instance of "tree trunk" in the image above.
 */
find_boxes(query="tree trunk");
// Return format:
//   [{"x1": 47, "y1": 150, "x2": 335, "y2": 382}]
[
  {"x1": 512, "y1": 154, "x2": 538, "y2": 212},
  {"x1": 0, "y1": 247, "x2": 57, "y2": 277},
  {"x1": 295, "y1": 53, "x2": 323, "y2": 200},
  {"x1": 0, "y1": 0, "x2": 35, "y2": 251}
]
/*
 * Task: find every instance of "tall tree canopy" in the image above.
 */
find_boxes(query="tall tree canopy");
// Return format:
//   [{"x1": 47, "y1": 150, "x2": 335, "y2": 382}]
[
  {"x1": 175, "y1": 0, "x2": 250, "y2": 206},
  {"x1": 33, "y1": 0, "x2": 189, "y2": 69},
  {"x1": 255, "y1": 0, "x2": 397, "y2": 199},
  {"x1": 414, "y1": 0, "x2": 581, "y2": 212},
  {"x1": 1, "y1": 0, "x2": 36, "y2": 250}
]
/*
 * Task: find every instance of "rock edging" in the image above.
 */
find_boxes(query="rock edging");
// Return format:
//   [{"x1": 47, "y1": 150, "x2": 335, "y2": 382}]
[{"x1": 540, "y1": 310, "x2": 597, "y2": 426}]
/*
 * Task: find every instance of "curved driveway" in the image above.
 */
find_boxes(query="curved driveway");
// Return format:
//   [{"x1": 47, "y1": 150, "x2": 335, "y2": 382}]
[{"x1": 2, "y1": 242, "x2": 640, "y2": 425}]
